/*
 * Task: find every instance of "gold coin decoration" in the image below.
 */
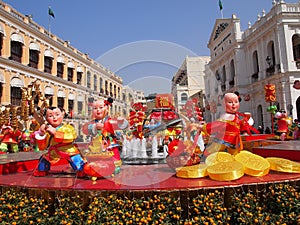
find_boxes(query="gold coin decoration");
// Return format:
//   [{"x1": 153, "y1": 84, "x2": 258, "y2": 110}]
[
  {"x1": 207, "y1": 161, "x2": 244, "y2": 181},
  {"x1": 234, "y1": 151, "x2": 270, "y2": 176},
  {"x1": 176, "y1": 163, "x2": 208, "y2": 178},
  {"x1": 205, "y1": 152, "x2": 235, "y2": 166},
  {"x1": 266, "y1": 157, "x2": 300, "y2": 173}
]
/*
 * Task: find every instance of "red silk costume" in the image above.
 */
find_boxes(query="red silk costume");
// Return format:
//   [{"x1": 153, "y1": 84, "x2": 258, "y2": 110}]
[
  {"x1": 82, "y1": 116, "x2": 121, "y2": 163},
  {"x1": 202, "y1": 113, "x2": 243, "y2": 156}
]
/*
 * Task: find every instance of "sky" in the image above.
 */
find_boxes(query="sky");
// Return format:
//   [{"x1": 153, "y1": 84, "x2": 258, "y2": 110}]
[{"x1": 3, "y1": 0, "x2": 299, "y2": 95}]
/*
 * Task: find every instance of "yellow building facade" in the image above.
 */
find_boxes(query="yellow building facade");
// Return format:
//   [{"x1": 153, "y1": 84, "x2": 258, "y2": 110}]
[{"x1": 0, "y1": 2, "x2": 123, "y2": 137}]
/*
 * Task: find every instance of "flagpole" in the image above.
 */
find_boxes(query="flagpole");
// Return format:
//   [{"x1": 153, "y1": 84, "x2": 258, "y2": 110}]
[
  {"x1": 220, "y1": 10, "x2": 223, "y2": 19},
  {"x1": 48, "y1": 6, "x2": 51, "y2": 36},
  {"x1": 48, "y1": 14, "x2": 51, "y2": 36}
]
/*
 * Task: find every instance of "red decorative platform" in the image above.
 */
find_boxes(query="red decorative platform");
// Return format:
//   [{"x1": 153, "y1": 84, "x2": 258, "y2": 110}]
[
  {"x1": 1, "y1": 141, "x2": 300, "y2": 221},
  {"x1": 252, "y1": 140, "x2": 300, "y2": 161},
  {"x1": 0, "y1": 141, "x2": 300, "y2": 191}
]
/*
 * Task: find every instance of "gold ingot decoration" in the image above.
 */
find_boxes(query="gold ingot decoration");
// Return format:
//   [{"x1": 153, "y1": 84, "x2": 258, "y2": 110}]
[
  {"x1": 266, "y1": 157, "x2": 300, "y2": 173},
  {"x1": 235, "y1": 150, "x2": 270, "y2": 176},
  {"x1": 4, "y1": 107, "x2": 10, "y2": 125},
  {"x1": 10, "y1": 106, "x2": 19, "y2": 129},
  {"x1": 205, "y1": 152, "x2": 235, "y2": 166},
  {"x1": 176, "y1": 163, "x2": 208, "y2": 178},
  {"x1": 207, "y1": 161, "x2": 244, "y2": 181}
]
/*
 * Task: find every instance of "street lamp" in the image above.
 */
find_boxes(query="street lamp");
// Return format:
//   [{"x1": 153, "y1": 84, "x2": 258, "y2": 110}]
[{"x1": 266, "y1": 56, "x2": 271, "y2": 68}]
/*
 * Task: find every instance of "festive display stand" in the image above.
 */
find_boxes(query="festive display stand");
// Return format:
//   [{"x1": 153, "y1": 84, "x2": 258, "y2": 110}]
[{"x1": 1, "y1": 141, "x2": 300, "y2": 223}]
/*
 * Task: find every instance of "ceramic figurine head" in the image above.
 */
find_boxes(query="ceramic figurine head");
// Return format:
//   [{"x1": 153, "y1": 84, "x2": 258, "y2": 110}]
[{"x1": 223, "y1": 93, "x2": 240, "y2": 114}]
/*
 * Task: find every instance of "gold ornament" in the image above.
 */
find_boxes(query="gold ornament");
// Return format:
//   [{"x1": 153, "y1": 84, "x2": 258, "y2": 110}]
[
  {"x1": 205, "y1": 152, "x2": 235, "y2": 166},
  {"x1": 266, "y1": 157, "x2": 300, "y2": 173},
  {"x1": 176, "y1": 163, "x2": 208, "y2": 178},
  {"x1": 234, "y1": 150, "x2": 270, "y2": 176},
  {"x1": 207, "y1": 161, "x2": 244, "y2": 181}
]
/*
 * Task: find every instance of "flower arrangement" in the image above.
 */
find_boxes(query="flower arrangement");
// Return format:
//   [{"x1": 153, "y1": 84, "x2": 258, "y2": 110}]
[{"x1": 0, "y1": 182, "x2": 299, "y2": 224}]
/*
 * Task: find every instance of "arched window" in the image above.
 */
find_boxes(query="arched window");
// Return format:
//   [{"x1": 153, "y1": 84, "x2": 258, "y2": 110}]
[
  {"x1": 67, "y1": 68, "x2": 73, "y2": 82},
  {"x1": 105, "y1": 81, "x2": 108, "y2": 95},
  {"x1": 10, "y1": 33, "x2": 24, "y2": 63},
  {"x1": 10, "y1": 77, "x2": 24, "y2": 105},
  {"x1": 0, "y1": 24, "x2": 5, "y2": 56},
  {"x1": 99, "y1": 78, "x2": 103, "y2": 93},
  {"x1": 292, "y1": 34, "x2": 300, "y2": 62},
  {"x1": 266, "y1": 41, "x2": 275, "y2": 76},
  {"x1": 251, "y1": 50, "x2": 259, "y2": 82},
  {"x1": 257, "y1": 104, "x2": 264, "y2": 130},
  {"x1": 93, "y1": 74, "x2": 97, "y2": 91},
  {"x1": 109, "y1": 83, "x2": 113, "y2": 96},
  {"x1": 229, "y1": 60, "x2": 235, "y2": 87},
  {"x1": 181, "y1": 93, "x2": 188, "y2": 104},
  {"x1": 57, "y1": 62, "x2": 64, "y2": 78},
  {"x1": 10, "y1": 37, "x2": 23, "y2": 63},
  {"x1": 28, "y1": 43, "x2": 40, "y2": 68},
  {"x1": 57, "y1": 90, "x2": 66, "y2": 109},
  {"x1": 44, "y1": 50, "x2": 53, "y2": 74},
  {"x1": 76, "y1": 67, "x2": 83, "y2": 85},
  {"x1": 114, "y1": 85, "x2": 117, "y2": 98},
  {"x1": 87, "y1": 71, "x2": 91, "y2": 89},
  {"x1": 221, "y1": 65, "x2": 226, "y2": 91}
]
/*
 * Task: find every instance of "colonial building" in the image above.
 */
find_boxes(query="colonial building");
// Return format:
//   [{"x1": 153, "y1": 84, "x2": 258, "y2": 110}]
[
  {"x1": 0, "y1": 2, "x2": 123, "y2": 136},
  {"x1": 205, "y1": 0, "x2": 300, "y2": 130},
  {"x1": 122, "y1": 85, "x2": 145, "y2": 116},
  {"x1": 171, "y1": 56, "x2": 210, "y2": 113}
]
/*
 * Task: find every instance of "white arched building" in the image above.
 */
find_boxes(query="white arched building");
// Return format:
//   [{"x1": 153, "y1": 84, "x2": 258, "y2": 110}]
[{"x1": 205, "y1": 0, "x2": 300, "y2": 130}]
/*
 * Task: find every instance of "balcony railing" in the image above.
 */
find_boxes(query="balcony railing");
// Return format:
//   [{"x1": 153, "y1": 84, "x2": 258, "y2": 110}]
[
  {"x1": 251, "y1": 72, "x2": 258, "y2": 83},
  {"x1": 266, "y1": 66, "x2": 275, "y2": 77}
]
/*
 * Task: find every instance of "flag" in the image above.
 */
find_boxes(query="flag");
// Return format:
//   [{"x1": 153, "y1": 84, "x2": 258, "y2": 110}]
[
  {"x1": 219, "y1": 0, "x2": 223, "y2": 11},
  {"x1": 48, "y1": 6, "x2": 55, "y2": 18}
]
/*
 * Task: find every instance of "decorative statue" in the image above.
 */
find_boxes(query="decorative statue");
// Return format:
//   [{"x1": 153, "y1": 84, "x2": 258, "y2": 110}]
[
  {"x1": 201, "y1": 92, "x2": 254, "y2": 158},
  {"x1": 33, "y1": 106, "x2": 115, "y2": 178},
  {"x1": 82, "y1": 97, "x2": 127, "y2": 174},
  {"x1": 33, "y1": 107, "x2": 87, "y2": 176},
  {"x1": 274, "y1": 110, "x2": 292, "y2": 141}
]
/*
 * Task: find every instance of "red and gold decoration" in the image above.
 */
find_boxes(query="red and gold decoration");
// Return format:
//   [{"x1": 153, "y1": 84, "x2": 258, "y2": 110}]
[
  {"x1": 128, "y1": 102, "x2": 147, "y2": 139},
  {"x1": 166, "y1": 139, "x2": 201, "y2": 169},
  {"x1": 293, "y1": 80, "x2": 300, "y2": 90},
  {"x1": 264, "y1": 84, "x2": 276, "y2": 102},
  {"x1": 173, "y1": 150, "x2": 299, "y2": 180},
  {"x1": 155, "y1": 94, "x2": 175, "y2": 110},
  {"x1": 0, "y1": 80, "x2": 49, "y2": 153},
  {"x1": 181, "y1": 98, "x2": 203, "y2": 122}
]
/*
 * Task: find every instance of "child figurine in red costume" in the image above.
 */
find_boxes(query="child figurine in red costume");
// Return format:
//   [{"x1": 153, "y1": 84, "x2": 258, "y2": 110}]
[
  {"x1": 275, "y1": 110, "x2": 291, "y2": 141},
  {"x1": 33, "y1": 107, "x2": 87, "y2": 176},
  {"x1": 82, "y1": 97, "x2": 123, "y2": 174},
  {"x1": 201, "y1": 92, "x2": 246, "y2": 159},
  {"x1": 33, "y1": 106, "x2": 115, "y2": 178}
]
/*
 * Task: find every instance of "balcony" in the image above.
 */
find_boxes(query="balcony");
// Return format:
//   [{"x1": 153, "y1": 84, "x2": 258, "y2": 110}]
[
  {"x1": 266, "y1": 66, "x2": 275, "y2": 77},
  {"x1": 251, "y1": 72, "x2": 258, "y2": 83},
  {"x1": 296, "y1": 61, "x2": 300, "y2": 69}
]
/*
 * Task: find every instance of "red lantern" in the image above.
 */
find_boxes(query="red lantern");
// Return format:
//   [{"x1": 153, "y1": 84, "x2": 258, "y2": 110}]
[
  {"x1": 293, "y1": 80, "x2": 300, "y2": 90},
  {"x1": 264, "y1": 84, "x2": 276, "y2": 102},
  {"x1": 244, "y1": 94, "x2": 250, "y2": 101}
]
